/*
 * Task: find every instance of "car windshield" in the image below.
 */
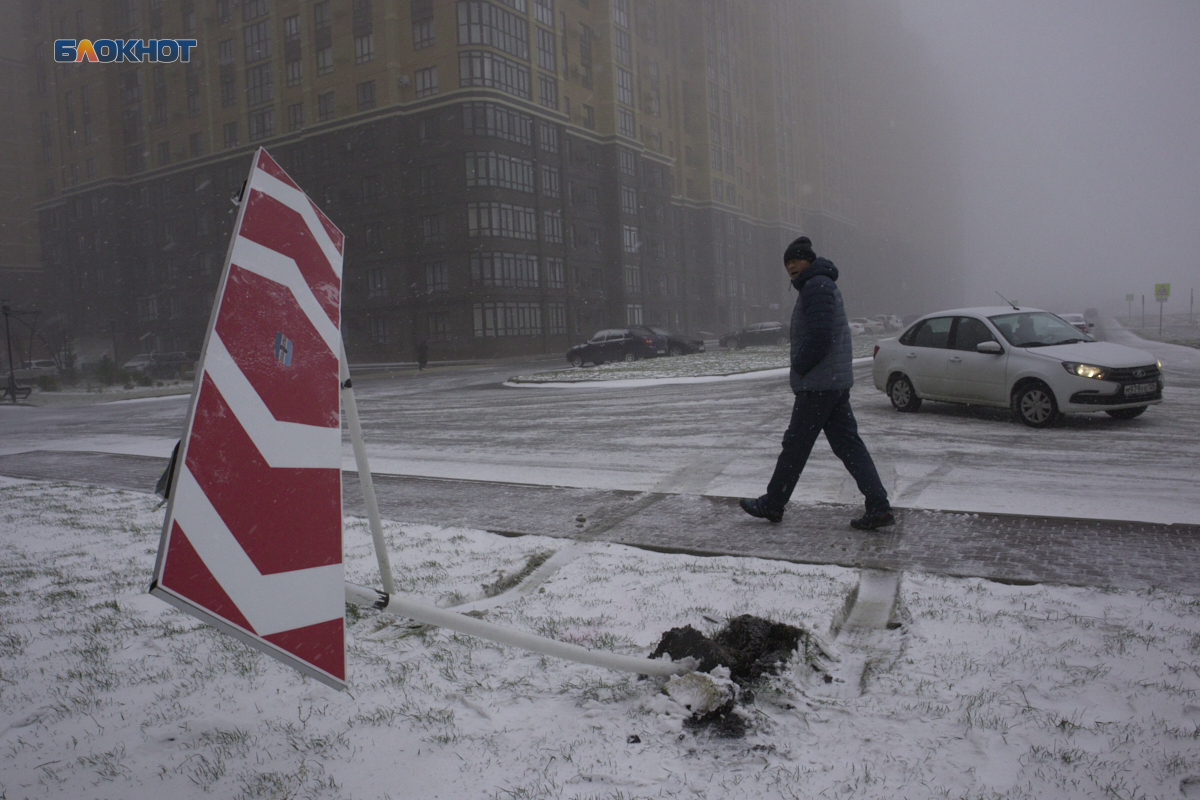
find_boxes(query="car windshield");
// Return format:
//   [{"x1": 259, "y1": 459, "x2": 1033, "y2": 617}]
[{"x1": 988, "y1": 312, "x2": 1090, "y2": 347}]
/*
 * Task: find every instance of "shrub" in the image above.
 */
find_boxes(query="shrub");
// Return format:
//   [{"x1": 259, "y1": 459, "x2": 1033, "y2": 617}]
[{"x1": 35, "y1": 375, "x2": 61, "y2": 392}]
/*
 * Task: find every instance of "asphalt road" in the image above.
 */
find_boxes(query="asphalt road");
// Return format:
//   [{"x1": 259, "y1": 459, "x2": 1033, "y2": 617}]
[{"x1": 2, "y1": 319, "x2": 1198, "y2": 527}]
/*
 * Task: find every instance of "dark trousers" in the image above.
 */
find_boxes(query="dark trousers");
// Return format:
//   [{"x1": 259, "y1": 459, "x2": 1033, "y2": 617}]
[{"x1": 762, "y1": 388, "x2": 890, "y2": 515}]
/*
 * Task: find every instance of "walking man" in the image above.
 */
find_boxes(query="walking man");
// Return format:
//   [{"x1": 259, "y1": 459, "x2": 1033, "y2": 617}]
[{"x1": 739, "y1": 236, "x2": 894, "y2": 530}]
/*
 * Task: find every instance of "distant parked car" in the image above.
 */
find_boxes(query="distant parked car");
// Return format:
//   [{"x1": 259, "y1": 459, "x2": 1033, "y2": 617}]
[
  {"x1": 567, "y1": 329, "x2": 662, "y2": 367},
  {"x1": 150, "y1": 351, "x2": 199, "y2": 379},
  {"x1": 872, "y1": 306, "x2": 1162, "y2": 428},
  {"x1": 13, "y1": 359, "x2": 59, "y2": 380},
  {"x1": 1058, "y1": 313, "x2": 1091, "y2": 334},
  {"x1": 632, "y1": 326, "x2": 705, "y2": 356},
  {"x1": 851, "y1": 317, "x2": 885, "y2": 334},
  {"x1": 848, "y1": 321, "x2": 866, "y2": 336},
  {"x1": 874, "y1": 314, "x2": 904, "y2": 330},
  {"x1": 720, "y1": 321, "x2": 788, "y2": 349},
  {"x1": 122, "y1": 353, "x2": 153, "y2": 373}
]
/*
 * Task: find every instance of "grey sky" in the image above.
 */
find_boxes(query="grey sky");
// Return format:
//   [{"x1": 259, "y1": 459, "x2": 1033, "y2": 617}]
[{"x1": 891, "y1": 0, "x2": 1200, "y2": 316}]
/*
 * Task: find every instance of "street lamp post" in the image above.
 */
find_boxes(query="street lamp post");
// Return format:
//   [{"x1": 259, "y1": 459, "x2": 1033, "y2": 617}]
[{"x1": 3, "y1": 301, "x2": 17, "y2": 403}]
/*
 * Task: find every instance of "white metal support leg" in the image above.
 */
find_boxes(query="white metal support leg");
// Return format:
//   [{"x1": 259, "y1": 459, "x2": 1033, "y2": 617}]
[{"x1": 340, "y1": 343, "x2": 395, "y2": 595}]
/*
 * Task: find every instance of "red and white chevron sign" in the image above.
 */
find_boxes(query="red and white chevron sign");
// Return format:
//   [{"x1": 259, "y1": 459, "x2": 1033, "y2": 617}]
[{"x1": 151, "y1": 148, "x2": 347, "y2": 690}]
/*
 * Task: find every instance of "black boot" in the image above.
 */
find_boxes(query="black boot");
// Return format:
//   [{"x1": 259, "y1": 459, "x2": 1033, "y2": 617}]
[
  {"x1": 739, "y1": 498, "x2": 783, "y2": 523},
  {"x1": 850, "y1": 509, "x2": 895, "y2": 530}
]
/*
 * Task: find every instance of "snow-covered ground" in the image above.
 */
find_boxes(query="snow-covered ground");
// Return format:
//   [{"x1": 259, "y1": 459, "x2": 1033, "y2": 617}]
[{"x1": 1, "y1": 479, "x2": 1198, "y2": 800}]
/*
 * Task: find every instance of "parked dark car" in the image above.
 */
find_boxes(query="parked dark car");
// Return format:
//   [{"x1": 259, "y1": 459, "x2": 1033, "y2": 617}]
[
  {"x1": 150, "y1": 351, "x2": 199, "y2": 379},
  {"x1": 719, "y1": 321, "x2": 788, "y2": 349},
  {"x1": 567, "y1": 329, "x2": 662, "y2": 366},
  {"x1": 631, "y1": 326, "x2": 705, "y2": 356}
]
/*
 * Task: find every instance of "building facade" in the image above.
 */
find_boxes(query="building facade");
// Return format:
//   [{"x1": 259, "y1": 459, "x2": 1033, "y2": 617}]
[{"x1": 21, "y1": 0, "x2": 961, "y2": 364}]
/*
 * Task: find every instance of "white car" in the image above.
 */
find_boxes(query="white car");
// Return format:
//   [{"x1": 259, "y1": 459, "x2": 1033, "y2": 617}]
[
  {"x1": 848, "y1": 321, "x2": 865, "y2": 336},
  {"x1": 122, "y1": 353, "x2": 153, "y2": 373},
  {"x1": 851, "y1": 317, "x2": 885, "y2": 334},
  {"x1": 874, "y1": 314, "x2": 903, "y2": 330},
  {"x1": 1059, "y1": 313, "x2": 1091, "y2": 334},
  {"x1": 872, "y1": 306, "x2": 1163, "y2": 427}
]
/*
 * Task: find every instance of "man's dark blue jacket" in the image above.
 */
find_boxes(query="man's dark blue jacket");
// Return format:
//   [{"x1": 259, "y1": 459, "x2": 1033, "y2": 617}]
[{"x1": 788, "y1": 257, "x2": 855, "y2": 393}]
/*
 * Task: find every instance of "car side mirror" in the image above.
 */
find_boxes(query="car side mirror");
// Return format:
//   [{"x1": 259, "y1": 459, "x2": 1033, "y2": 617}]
[{"x1": 976, "y1": 341, "x2": 1003, "y2": 354}]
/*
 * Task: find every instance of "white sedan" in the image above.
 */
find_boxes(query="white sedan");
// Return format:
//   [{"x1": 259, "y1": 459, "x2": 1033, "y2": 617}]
[{"x1": 872, "y1": 306, "x2": 1163, "y2": 427}]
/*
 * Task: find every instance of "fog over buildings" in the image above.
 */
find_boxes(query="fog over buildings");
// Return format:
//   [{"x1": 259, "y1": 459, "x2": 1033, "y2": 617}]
[
  {"x1": 5, "y1": 0, "x2": 1195, "y2": 369},
  {"x1": 892, "y1": 0, "x2": 1200, "y2": 316}
]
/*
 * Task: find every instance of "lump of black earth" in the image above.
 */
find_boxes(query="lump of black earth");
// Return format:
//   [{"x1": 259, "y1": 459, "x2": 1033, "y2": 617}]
[
  {"x1": 714, "y1": 615, "x2": 805, "y2": 684},
  {"x1": 649, "y1": 625, "x2": 732, "y2": 674}
]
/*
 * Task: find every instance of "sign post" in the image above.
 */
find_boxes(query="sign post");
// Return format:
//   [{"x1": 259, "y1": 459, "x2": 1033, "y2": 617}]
[
  {"x1": 1155, "y1": 283, "x2": 1170, "y2": 338},
  {"x1": 1126, "y1": 293, "x2": 1134, "y2": 324}
]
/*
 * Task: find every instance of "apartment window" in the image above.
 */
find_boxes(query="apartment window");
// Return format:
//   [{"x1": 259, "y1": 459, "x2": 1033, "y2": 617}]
[
  {"x1": 314, "y1": 1, "x2": 331, "y2": 28},
  {"x1": 284, "y1": 14, "x2": 300, "y2": 41},
  {"x1": 413, "y1": 20, "x2": 434, "y2": 49},
  {"x1": 457, "y1": 1, "x2": 529, "y2": 60},
  {"x1": 617, "y1": 108, "x2": 635, "y2": 138},
  {"x1": 473, "y1": 302, "x2": 542, "y2": 337},
  {"x1": 361, "y1": 175, "x2": 380, "y2": 201},
  {"x1": 534, "y1": 0, "x2": 553, "y2": 26},
  {"x1": 137, "y1": 297, "x2": 159, "y2": 322},
  {"x1": 85, "y1": 157, "x2": 95, "y2": 179},
  {"x1": 219, "y1": 39, "x2": 235, "y2": 66},
  {"x1": 546, "y1": 257, "x2": 565, "y2": 289},
  {"x1": 243, "y1": 0, "x2": 268, "y2": 22},
  {"x1": 542, "y1": 210, "x2": 562, "y2": 243},
  {"x1": 357, "y1": 80, "x2": 376, "y2": 110},
  {"x1": 218, "y1": 0, "x2": 232, "y2": 23},
  {"x1": 616, "y1": 67, "x2": 633, "y2": 106},
  {"x1": 622, "y1": 224, "x2": 639, "y2": 253},
  {"x1": 619, "y1": 148, "x2": 636, "y2": 176},
  {"x1": 547, "y1": 302, "x2": 566, "y2": 335},
  {"x1": 318, "y1": 91, "x2": 335, "y2": 120},
  {"x1": 613, "y1": 27, "x2": 631, "y2": 67},
  {"x1": 287, "y1": 60, "x2": 302, "y2": 86},
  {"x1": 711, "y1": 178, "x2": 722, "y2": 202},
  {"x1": 620, "y1": 185, "x2": 637, "y2": 215},
  {"x1": 223, "y1": 121, "x2": 239, "y2": 148},
  {"x1": 246, "y1": 63, "x2": 273, "y2": 106},
  {"x1": 189, "y1": 132, "x2": 203, "y2": 157},
  {"x1": 422, "y1": 213, "x2": 445, "y2": 243},
  {"x1": 579, "y1": 24, "x2": 592, "y2": 88},
  {"x1": 249, "y1": 107, "x2": 274, "y2": 141},
  {"x1": 585, "y1": 186, "x2": 598, "y2": 210},
  {"x1": 244, "y1": 20, "x2": 270, "y2": 63},
  {"x1": 626, "y1": 304, "x2": 643, "y2": 325},
  {"x1": 537, "y1": 74, "x2": 558, "y2": 110},
  {"x1": 581, "y1": 104, "x2": 594, "y2": 129},
  {"x1": 536, "y1": 27, "x2": 556, "y2": 71},
  {"x1": 415, "y1": 66, "x2": 438, "y2": 98},
  {"x1": 355, "y1": 34, "x2": 374, "y2": 64},
  {"x1": 538, "y1": 121, "x2": 558, "y2": 153},
  {"x1": 221, "y1": 72, "x2": 237, "y2": 106},
  {"x1": 588, "y1": 226, "x2": 601, "y2": 252},
  {"x1": 624, "y1": 264, "x2": 641, "y2": 293},
  {"x1": 316, "y1": 47, "x2": 333, "y2": 75},
  {"x1": 459, "y1": 50, "x2": 530, "y2": 100},
  {"x1": 369, "y1": 317, "x2": 389, "y2": 344},
  {"x1": 367, "y1": 267, "x2": 388, "y2": 297},
  {"x1": 428, "y1": 312, "x2": 451, "y2": 341},
  {"x1": 471, "y1": 252, "x2": 538, "y2": 288},
  {"x1": 426, "y1": 262, "x2": 449, "y2": 292},
  {"x1": 540, "y1": 164, "x2": 559, "y2": 197},
  {"x1": 611, "y1": 0, "x2": 628, "y2": 28},
  {"x1": 288, "y1": 102, "x2": 303, "y2": 131},
  {"x1": 417, "y1": 116, "x2": 438, "y2": 142},
  {"x1": 465, "y1": 151, "x2": 534, "y2": 192},
  {"x1": 462, "y1": 102, "x2": 532, "y2": 143},
  {"x1": 466, "y1": 202, "x2": 537, "y2": 240}
]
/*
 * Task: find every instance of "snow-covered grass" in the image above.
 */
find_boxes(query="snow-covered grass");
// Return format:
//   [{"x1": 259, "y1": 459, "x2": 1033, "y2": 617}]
[
  {"x1": 2, "y1": 479, "x2": 1199, "y2": 799},
  {"x1": 511, "y1": 335, "x2": 886, "y2": 384}
]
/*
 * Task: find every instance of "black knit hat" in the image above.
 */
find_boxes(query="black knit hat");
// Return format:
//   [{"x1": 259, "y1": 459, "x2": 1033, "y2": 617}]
[{"x1": 783, "y1": 236, "x2": 816, "y2": 264}]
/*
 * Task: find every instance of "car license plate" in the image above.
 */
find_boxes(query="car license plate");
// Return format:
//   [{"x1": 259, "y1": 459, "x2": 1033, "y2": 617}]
[{"x1": 1124, "y1": 382, "x2": 1156, "y2": 396}]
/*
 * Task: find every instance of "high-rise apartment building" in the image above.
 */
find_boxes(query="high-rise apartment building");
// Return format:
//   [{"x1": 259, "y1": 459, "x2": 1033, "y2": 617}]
[{"x1": 22, "y1": 0, "x2": 961, "y2": 363}]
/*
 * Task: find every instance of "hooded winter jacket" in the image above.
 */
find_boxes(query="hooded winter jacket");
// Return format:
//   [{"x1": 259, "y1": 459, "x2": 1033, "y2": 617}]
[{"x1": 788, "y1": 257, "x2": 855, "y2": 393}]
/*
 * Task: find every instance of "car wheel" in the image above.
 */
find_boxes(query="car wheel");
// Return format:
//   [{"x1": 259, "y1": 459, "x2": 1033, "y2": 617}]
[
  {"x1": 669, "y1": 346, "x2": 683, "y2": 357},
  {"x1": 1012, "y1": 382, "x2": 1059, "y2": 428},
  {"x1": 1105, "y1": 406, "x2": 1147, "y2": 420},
  {"x1": 887, "y1": 374, "x2": 922, "y2": 412},
  {"x1": 569, "y1": 354, "x2": 583, "y2": 368},
  {"x1": 735, "y1": 338, "x2": 745, "y2": 350},
  {"x1": 623, "y1": 352, "x2": 637, "y2": 363},
  {"x1": 776, "y1": 336, "x2": 788, "y2": 346}
]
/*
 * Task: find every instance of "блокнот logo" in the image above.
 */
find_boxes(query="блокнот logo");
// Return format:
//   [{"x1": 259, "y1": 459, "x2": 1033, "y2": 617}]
[{"x1": 54, "y1": 39, "x2": 198, "y2": 63}]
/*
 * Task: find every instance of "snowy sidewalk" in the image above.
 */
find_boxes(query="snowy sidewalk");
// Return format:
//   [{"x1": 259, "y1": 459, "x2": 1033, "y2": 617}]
[{"x1": 2, "y1": 448, "x2": 1198, "y2": 595}]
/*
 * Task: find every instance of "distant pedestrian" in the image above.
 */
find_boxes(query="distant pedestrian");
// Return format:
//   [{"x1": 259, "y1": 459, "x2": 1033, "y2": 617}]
[
  {"x1": 739, "y1": 237, "x2": 894, "y2": 530},
  {"x1": 416, "y1": 339, "x2": 429, "y2": 371}
]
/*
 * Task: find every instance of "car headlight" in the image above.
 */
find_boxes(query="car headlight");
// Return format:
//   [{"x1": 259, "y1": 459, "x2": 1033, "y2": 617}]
[
  {"x1": 1063, "y1": 361, "x2": 1107, "y2": 380},
  {"x1": 1157, "y1": 359, "x2": 1163, "y2": 370}
]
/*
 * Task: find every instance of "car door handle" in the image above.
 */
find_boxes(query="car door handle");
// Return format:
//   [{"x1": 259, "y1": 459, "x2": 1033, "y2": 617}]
[
  {"x1": 948, "y1": 356, "x2": 962, "y2": 363},
  {"x1": 906, "y1": 353, "x2": 917, "y2": 359}
]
